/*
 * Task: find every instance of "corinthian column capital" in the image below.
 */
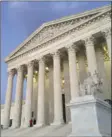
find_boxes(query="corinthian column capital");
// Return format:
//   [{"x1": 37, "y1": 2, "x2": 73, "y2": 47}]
[
  {"x1": 7, "y1": 69, "x2": 15, "y2": 77},
  {"x1": 102, "y1": 27, "x2": 111, "y2": 39},
  {"x1": 38, "y1": 56, "x2": 45, "y2": 64},
  {"x1": 83, "y1": 36, "x2": 95, "y2": 47},
  {"x1": 66, "y1": 43, "x2": 75, "y2": 52},
  {"x1": 16, "y1": 65, "x2": 24, "y2": 73},
  {"x1": 27, "y1": 61, "x2": 34, "y2": 68},
  {"x1": 51, "y1": 50, "x2": 60, "y2": 59}
]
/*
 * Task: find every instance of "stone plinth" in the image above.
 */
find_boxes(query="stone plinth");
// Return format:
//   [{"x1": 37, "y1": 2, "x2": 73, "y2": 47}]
[{"x1": 67, "y1": 95, "x2": 111, "y2": 137}]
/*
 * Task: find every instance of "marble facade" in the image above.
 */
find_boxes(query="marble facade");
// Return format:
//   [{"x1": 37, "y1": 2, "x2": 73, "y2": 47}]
[{"x1": 1, "y1": 5, "x2": 111, "y2": 131}]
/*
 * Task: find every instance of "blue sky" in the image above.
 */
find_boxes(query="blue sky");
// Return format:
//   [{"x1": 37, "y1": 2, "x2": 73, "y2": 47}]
[{"x1": 1, "y1": 1, "x2": 111, "y2": 104}]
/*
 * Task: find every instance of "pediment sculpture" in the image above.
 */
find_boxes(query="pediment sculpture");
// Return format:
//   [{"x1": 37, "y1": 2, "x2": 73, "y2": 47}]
[
  {"x1": 7, "y1": 12, "x2": 100, "y2": 60},
  {"x1": 79, "y1": 70, "x2": 103, "y2": 96}
]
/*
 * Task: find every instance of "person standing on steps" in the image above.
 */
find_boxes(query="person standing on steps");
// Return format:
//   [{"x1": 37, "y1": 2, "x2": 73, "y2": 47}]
[{"x1": 29, "y1": 119, "x2": 33, "y2": 127}]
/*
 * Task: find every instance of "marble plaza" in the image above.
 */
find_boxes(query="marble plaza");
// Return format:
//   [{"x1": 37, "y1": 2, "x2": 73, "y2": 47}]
[{"x1": 1, "y1": 5, "x2": 111, "y2": 137}]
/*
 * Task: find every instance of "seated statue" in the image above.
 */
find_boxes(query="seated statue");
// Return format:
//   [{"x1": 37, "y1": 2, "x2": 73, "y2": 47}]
[
  {"x1": 79, "y1": 70, "x2": 103, "y2": 96},
  {"x1": 104, "y1": 99, "x2": 112, "y2": 106}
]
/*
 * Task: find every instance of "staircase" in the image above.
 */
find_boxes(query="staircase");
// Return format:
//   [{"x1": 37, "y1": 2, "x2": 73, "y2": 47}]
[{"x1": 1, "y1": 123, "x2": 72, "y2": 137}]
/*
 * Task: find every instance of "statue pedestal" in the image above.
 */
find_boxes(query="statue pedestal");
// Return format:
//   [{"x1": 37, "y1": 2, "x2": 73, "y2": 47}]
[{"x1": 67, "y1": 95, "x2": 111, "y2": 137}]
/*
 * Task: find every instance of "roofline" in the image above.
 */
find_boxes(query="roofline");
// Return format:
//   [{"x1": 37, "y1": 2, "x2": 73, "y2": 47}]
[
  {"x1": 44, "y1": 4, "x2": 111, "y2": 26},
  {"x1": 5, "y1": 4, "x2": 111, "y2": 62}
]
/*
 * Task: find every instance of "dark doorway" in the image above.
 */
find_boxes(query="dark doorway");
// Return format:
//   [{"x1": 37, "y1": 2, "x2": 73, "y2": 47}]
[
  {"x1": 9, "y1": 119, "x2": 12, "y2": 127},
  {"x1": 62, "y1": 94, "x2": 66, "y2": 123},
  {"x1": 33, "y1": 119, "x2": 36, "y2": 125}
]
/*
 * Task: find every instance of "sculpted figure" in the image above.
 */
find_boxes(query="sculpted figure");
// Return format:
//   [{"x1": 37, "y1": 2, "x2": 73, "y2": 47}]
[
  {"x1": 79, "y1": 83, "x2": 85, "y2": 96},
  {"x1": 79, "y1": 70, "x2": 103, "y2": 96},
  {"x1": 91, "y1": 70, "x2": 103, "y2": 95}
]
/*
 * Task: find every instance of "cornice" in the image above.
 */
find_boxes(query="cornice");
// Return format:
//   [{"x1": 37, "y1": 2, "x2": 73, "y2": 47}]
[{"x1": 5, "y1": 7, "x2": 111, "y2": 64}]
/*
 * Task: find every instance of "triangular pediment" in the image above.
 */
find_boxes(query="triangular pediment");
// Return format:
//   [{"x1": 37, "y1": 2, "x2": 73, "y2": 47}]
[{"x1": 5, "y1": 5, "x2": 111, "y2": 62}]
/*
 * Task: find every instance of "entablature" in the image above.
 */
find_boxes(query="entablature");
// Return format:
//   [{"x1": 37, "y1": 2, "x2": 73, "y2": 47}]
[{"x1": 7, "y1": 17, "x2": 110, "y2": 71}]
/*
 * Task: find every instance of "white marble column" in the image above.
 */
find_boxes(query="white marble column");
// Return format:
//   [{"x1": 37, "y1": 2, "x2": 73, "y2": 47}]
[
  {"x1": 3, "y1": 69, "x2": 15, "y2": 129},
  {"x1": 78, "y1": 51, "x2": 87, "y2": 84},
  {"x1": 35, "y1": 58, "x2": 45, "y2": 127},
  {"x1": 44, "y1": 69, "x2": 49, "y2": 125},
  {"x1": 104, "y1": 61, "x2": 111, "y2": 100},
  {"x1": 32, "y1": 76, "x2": 38, "y2": 121},
  {"x1": 20, "y1": 105, "x2": 25, "y2": 127},
  {"x1": 24, "y1": 61, "x2": 34, "y2": 127},
  {"x1": 67, "y1": 45, "x2": 80, "y2": 102},
  {"x1": 102, "y1": 27, "x2": 111, "y2": 59},
  {"x1": 12, "y1": 65, "x2": 24, "y2": 128},
  {"x1": 96, "y1": 48, "x2": 108, "y2": 99},
  {"x1": 63, "y1": 59, "x2": 71, "y2": 123},
  {"x1": 84, "y1": 36, "x2": 97, "y2": 75},
  {"x1": 48, "y1": 65, "x2": 54, "y2": 124},
  {"x1": 51, "y1": 51, "x2": 64, "y2": 125}
]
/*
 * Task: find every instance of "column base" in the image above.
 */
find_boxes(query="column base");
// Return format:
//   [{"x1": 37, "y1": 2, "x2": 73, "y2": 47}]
[
  {"x1": 10, "y1": 126, "x2": 20, "y2": 129},
  {"x1": 68, "y1": 121, "x2": 72, "y2": 124},
  {"x1": 67, "y1": 95, "x2": 111, "y2": 137},
  {"x1": 50, "y1": 120, "x2": 64, "y2": 126},
  {"x1": 20, "y1": 125, "x2": 24, "y2": 129},
  {"x1": 3, "y1": 125, "x2": 9, "y2": 129},
  {"x1": 20, "y1": 125, "x2": 29, "y2": 129},
  {"x1": 10, "y1": 123, "x2": 20, "y2": 129},
  {"x1": 9, "y1": 126, "x2": 15, "y2": 129},
  {"x1": 34, "y1": 123, "x2": 45, "y2": 128},
  {"x1": 23, "y1": 124, "x2": 30, "y2": 128},
  {"x1": 70, "y1": 99, "x2": 76, "y2": 103}
]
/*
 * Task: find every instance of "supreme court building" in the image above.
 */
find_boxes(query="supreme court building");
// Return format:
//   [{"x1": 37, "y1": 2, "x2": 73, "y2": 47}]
[{"x1": 1, "y1": 5, "x2": 111, "y2": 131}]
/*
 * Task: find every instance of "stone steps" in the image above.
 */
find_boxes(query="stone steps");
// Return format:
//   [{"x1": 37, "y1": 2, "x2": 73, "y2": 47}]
[{"x1": 1, "y1": 123, "x2": 72, "y2": 137}]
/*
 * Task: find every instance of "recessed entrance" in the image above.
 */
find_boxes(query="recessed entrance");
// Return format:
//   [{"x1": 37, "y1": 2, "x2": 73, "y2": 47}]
[
  {"x1": 62, "y1": 94, "x2": 66, "y2": 123},
  {"x1": 9, "y1": 119, "x2": 12, "y2": 127}
]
